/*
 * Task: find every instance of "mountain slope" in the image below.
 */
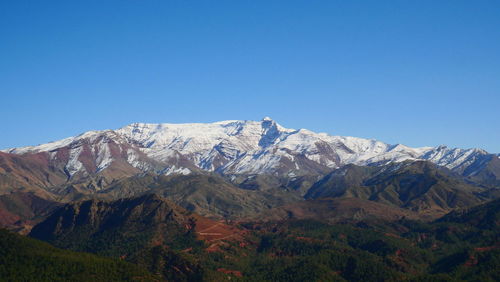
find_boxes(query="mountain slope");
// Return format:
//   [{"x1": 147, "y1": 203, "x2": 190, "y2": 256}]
[
  {"x1": 28, "y1": 193, "x2": 500, "y2": 281},
  {"x1": 96, "y1": 174, "x2": 302, "y2": 218},
  {"x1": 29, "y1": 194, "x2": 197, "y2": 254},
  {"x1": 305, "y1": 161, "x2": 491, "y2": 217},
  {"x1": 259, "y1": 197, "x2": 423, "y2": 223},
  {"x1": 29, "y1": 193, "x2": 246, "y2": 281},
  {"x1": 438, "y1": 197, "x2": 500, "y2": 229},
  {"x1": 0, "y1": 228, "x2": 155, "y2": 281},
  {"x1": 0, "y1": 192, "x2": 60, "y2": 233},
  {"x1": 464, "y1": 154, "x2": 500, "y2": 188}
]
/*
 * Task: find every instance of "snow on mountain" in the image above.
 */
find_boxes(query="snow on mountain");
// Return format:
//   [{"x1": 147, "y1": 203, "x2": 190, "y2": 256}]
[
  {"x1": 1, "y1": 118, "x2": 494, "y2": 178},
  {"x1": 419, "y1": 145, "x2": 488, "y2": 170}
]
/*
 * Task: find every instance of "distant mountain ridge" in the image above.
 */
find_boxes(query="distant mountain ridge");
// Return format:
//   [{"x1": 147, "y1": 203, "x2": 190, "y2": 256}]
[
  {"x1": 305, "y1": 161, "x2": 492, "y2": 217},
  {"x1": 2, "y1": 118, "x2": 497, "y2": 183}
]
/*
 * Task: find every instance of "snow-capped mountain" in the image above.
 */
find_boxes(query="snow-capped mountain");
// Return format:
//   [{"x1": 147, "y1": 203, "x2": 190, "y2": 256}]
[{"x1": 2, "y1": 117, "x2": 496, "y2": 180}]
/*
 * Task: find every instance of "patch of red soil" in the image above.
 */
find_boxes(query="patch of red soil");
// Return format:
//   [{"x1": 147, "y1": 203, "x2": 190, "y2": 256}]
[
  {"x1": 474, "y1": 246, "x2": 498, "y2": 252},
  {"x1": 0, "y1": 206, "x2": 21, "y2": 227},
  {"x1": 206, "y1": 243, "x2": 223, "y2": 253},
  {"x1": 464, "y1": 254, "x2": 478, "y2": 267},
  {"x1": 217, "y1": 268, "x2": 243, "y2": 277},
  {"x1": 78, "y1": 144, "x2": 97, "y2": 173},
  {"x1": 464, "y1": 245, "x2": 499, "y2": 267},
  {"x1": 192, "y1": 215, "x2": 249, "y2": 254},
  {"x1": 384, "y1": 232, "x2": 401, "y2": 238},
  {"x1": 293, "y1": 236, "x2": 322, "y2": 243},
  {"x1": 193, "y1": 215, "x2": 244, "y2": 242}
]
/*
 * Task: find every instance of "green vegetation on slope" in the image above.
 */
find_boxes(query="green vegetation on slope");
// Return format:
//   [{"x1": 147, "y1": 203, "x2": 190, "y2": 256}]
[
  {"x1": 0, "y1": 228, "x2": 156, "y2": 281},
  {"x1": 27, "y1": 194, "x2": 500, "y2": 282}
]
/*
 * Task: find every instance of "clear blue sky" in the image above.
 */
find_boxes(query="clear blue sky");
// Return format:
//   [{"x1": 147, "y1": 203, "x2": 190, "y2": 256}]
[{"x1": 1, "y1": 1, "x2": 499, "y2": 152}]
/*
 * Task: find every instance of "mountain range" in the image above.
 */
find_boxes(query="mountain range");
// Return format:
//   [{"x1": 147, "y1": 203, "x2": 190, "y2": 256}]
[
  {"x1": 1, "y1": 118, "x2": 498, "y2": 193},
  {"x1": 0, "y1": 118, "x2": 498, "y2": 221}
]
